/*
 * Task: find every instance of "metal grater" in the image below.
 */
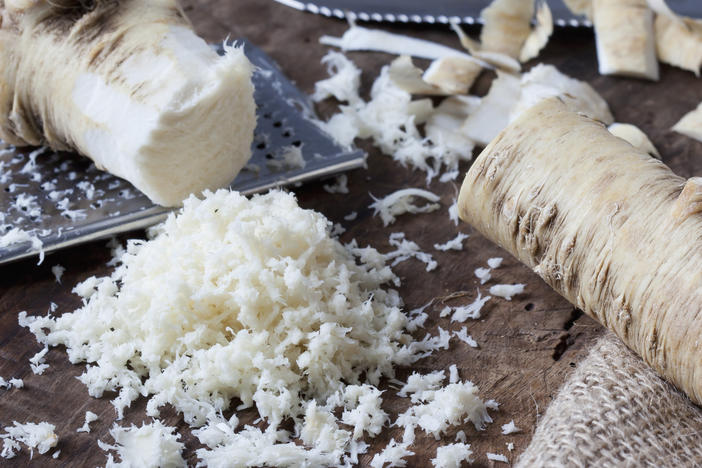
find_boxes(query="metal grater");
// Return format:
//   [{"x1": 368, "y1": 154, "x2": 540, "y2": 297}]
[{"x1": 0, "y1": 40, "x2": 365, "y2": 265}]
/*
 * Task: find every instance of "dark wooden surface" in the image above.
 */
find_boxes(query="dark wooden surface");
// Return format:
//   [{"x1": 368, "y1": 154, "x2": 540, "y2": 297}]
[{"x1": 2, "y1": 1, "x2": 702, "y2": 466}]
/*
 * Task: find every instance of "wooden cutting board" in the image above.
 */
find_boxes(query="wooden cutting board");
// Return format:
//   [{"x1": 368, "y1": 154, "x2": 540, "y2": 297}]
[{"x1": 2, "y1": 1, "x2": 702, "y2": 466}]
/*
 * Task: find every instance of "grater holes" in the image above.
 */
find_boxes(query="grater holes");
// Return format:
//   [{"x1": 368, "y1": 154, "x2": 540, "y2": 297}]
[
  {"x1": 292, "y1": 140, "x2": 302, "y2": 147},
  {"x1": 90, "y1": 200, "x2": 102, "y2": 209},
  {"x1": 265, "y1": 153, "x2": 274, "y2": 160},
  {"x1": 256, "y1": 142, "x2": 267, "y2": 150},
  {"x1": 273, "y1": 121, "x2": 282, "y2": 128}
]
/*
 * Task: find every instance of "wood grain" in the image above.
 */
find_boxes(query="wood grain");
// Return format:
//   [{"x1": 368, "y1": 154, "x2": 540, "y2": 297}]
[{"x1": 2, "y1": 1, "x2": 702, "y2": 466}]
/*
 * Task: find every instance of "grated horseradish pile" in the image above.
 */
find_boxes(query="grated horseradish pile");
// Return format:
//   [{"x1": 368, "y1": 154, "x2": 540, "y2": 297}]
[{"x1": 19, "y1": 189, "x2": 492, "y2": 467}]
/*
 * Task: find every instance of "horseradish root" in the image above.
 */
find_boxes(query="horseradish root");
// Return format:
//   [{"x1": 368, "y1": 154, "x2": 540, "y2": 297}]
[
  {"x1": 0, "y1": 0, "x2": 256, "y2": 206},
  {"x1": 458, "y1": 98, "x2": 702, "y2": 405},
  {"x1": 592, "y1": 0, "x2": 658, "y2": 80}
]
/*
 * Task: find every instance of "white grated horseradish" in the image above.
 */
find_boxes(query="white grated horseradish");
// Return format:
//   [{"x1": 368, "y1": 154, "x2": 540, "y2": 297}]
[
  {"x1": 98, "y1": 421, "x2": 185, "y2": 468},
  {"x1": 448, "y1": 198, "x2": 459, "y2": 226},
  {"x1": 370, "y1": 188, "x2": 441, "y2": 226},
  {"x1": 0, "y1": 421, "x2": 58, "y2": 459},
  {"x1": 51, "y1": 265, "x2": 65, "y2": 284},
  {"x1": 449, "y1": 364, "x2": 459, "y2": 384},
  {"x1": 474, "y1": 267, "x2": 492, "y2": 285},
  {"x1": 19, "y1": 189, "x2": 440, "y2": 466},
  {"x1": 487, "y1": 452, "x2": 509, "y2": 463},
  {"x1": 28, "y1": 346, "x2": 49, "y2": 375},
  {"x1": 323, "y1": 174, "x2": 350, "y2": 194},
  {"x1": 0, "y1": 377, "x2": 23, "y2": 390},
  {"x1": 395, "y1": 379, "x2": 494, "y2": 445},
  {"x1": 313, "y1": 52, "x2": 477, "y2": 181},
  {"x1": 487, "y1": 257, "x2": 503, "y2": 269},
  {"x1": 431, "y1": 442, "x2": 474, "y2": 468},
  {"x1": 0, "y1": 228, "x2": 44, "y2": 265},
  {"x1": 76, "y1": 411, "x2": 99, "y2": 434},
  {"x1": 312, "y1": 51, "x2": 362, "y2": 105},
  {"x1": 434, "y1": 233, "x2": 469, "y2": 252},
  {"x1": 450, "y1": 292, "x2": 491, "y2": 322},
  {"x1": 489, "y1": 284, "x2": 526, "y2": 301},
  {"x1": 266, "y1": 145, "x2": 306, "y2": 170},
  {"x1": 454, "y1": 327, "x2": 478, "y2": 348},
  {"x1": 370, "y1": 438, "x2": 415, "y2": 468},
  {"x1": 501, "y1": 420, "x2": 521, "y2": 435},
  {"x1": 398, "y1": 371, "x2": 447, "y2": 403},
  {"x1": 385, "y1": 232, "x2": 438, "y2": 272}
]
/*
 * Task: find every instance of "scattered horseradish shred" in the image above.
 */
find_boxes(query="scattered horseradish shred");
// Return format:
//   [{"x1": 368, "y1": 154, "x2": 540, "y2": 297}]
[
  {"x1": 385, "y1": 232, "x2": 438, "y2": 272},
  {"x1": 501, "y1": 420, "x2": 521, "y2": 435},
  {"x1": 0, "y1": 377, "x2": 23, "y2": 389},
  {"x1": 451, "y1": 293, "x2": 491, "y2": 322},
  {"x1": 0, "y1": 228, "x2": 44, "y2": 265},
  {"x1": 454, "y1": 327, "x2": 479, "y2": 348},
  {"x1": 323, "y1": 174, "x2": 350, "y2": 194},
  {"x1": 474, "y1": 267, "x2": 492, "y2": 284},
  {"x1": 51, "y1": 265, "x2": 65, "y2": 284},
  {"x1": 370, "y1": 439, "x2": 415, "y2": 468},
  {"x1": 370, "y1": 188, "x2": 441, "y2": 226},
  {"x1": 487, "y1": 257, "x2": 503, "y2": 269},
  {"x1": 431, "y1": 442, "x2": 474, "y2": 468},
  {"x1": 449, "y1": 364, "x2": 459, "y2": 384},
  {"x1": 448, "y1": 198, "x2": 459, "y2": 226},
  {"x1": 434, "y1": 233, "x2": 469, "y2": 251},
  {"x1": 312, "y1": 52, "x2": 362, "y2": 105},
  {"x1": 76, "y1": 411, "x2": 99, "y2": 434},
  {"x1": 398, "y1": 371, "x2": 447, "y2": 403},
  {"x1": 395, "y1": 380, "x2": 494, "y2": 444},
  {"x1": 487, "y1": 452, "x2": 510, "y2": 463},
  {"x1": 98, "y1": 421, "x2": 185, "y2": 468},
  {"x1": 28, "y1": 346, "x2": 49, "y2": 375},
  {"x1": 489, "y1": 284, "x2": 526, "y2": 301},
  {"x1": 0, "y1": 421, "x2": 58, "y2": 459}
]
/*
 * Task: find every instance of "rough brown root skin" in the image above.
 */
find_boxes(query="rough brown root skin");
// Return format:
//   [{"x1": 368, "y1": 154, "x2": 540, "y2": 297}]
[{"x1": 458, "y1": 98, "x2": 702, "y2": 405}]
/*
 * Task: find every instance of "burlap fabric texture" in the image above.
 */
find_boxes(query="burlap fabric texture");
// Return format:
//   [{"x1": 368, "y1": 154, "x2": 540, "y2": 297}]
[{"x1": 516, "y1": 333, "x2": 702, "y2": 467}]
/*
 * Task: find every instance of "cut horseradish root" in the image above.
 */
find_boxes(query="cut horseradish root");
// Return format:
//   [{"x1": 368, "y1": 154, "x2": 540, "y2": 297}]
[
  {"x1": 592, "y1": 0, "x2": 659, "y2": 80},
  {"x1": 458, "y1": 97, "x2": 702, "y2": 406},
  {"x1": 0, "y1": 0, "x2": 256, "y2": 206}
]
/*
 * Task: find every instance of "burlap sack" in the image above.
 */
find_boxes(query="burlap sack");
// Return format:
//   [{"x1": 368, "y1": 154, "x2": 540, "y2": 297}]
[{"x1": 517, "y1": 334, "x2": 702, "y2": 467}]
